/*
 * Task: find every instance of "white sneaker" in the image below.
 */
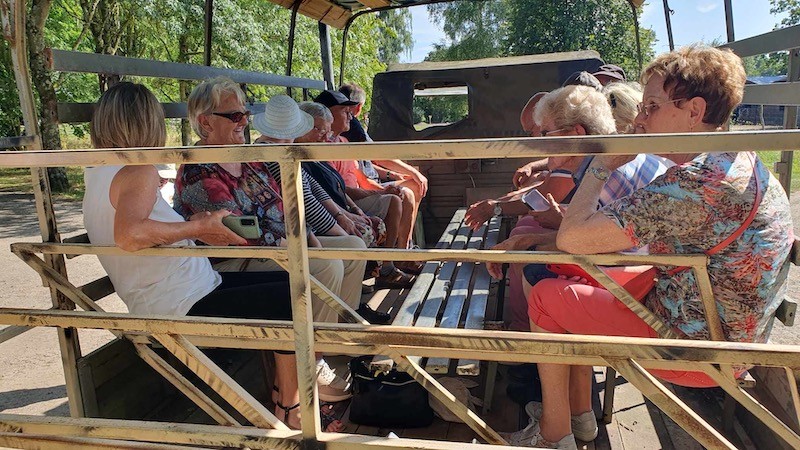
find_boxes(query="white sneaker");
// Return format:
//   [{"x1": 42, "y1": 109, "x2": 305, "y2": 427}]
[
  {"x1": 525, "y1": 401, "x2": 598, "y2": 442},
  {"x1": 316, "y1": 358, "x2": 352, "y2": 402},
  {"x1": 500, "y1": 418, "x2": 577, "y2": 449}
]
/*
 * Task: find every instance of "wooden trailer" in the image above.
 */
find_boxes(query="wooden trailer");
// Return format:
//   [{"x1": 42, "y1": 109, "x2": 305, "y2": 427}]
[{"x1": 1, "y1": 0, "x2": 800, "y2": 448}]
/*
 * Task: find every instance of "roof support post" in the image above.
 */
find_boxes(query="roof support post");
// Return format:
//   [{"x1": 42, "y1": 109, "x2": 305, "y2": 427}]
[
  {"x1": 203, "y1": 0, "x2": 213, "y2": 66},
  {"x1": 662, "y1": 0, "x2": 675, "y2": 51},
  {"x1": 724, "y1": 0, "x2": 735, "y2": 42},
  {"x1": 339, "y1": 20, "x2": 351, "y2": 93},
  {"x1": 628, "y1": 1, "x2": 643, "y2": 74},
  {"x1": 778, "y1": 48, "x2": 799, "y2": 196},
  {"x1": 318, "y1": 21, "x2": 335, "y2": 90},
  {"x1": 286, "y1": 0, "x2": 301, "y2": 96}
]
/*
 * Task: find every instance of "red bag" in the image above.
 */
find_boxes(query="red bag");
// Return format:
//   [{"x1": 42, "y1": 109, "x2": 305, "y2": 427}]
[
  {"x1": 546, "y1": 264, "x2": 658, "y2": 301},
  {"x1": 546, "y1": 153, "x2": 764, "y2": 306}
]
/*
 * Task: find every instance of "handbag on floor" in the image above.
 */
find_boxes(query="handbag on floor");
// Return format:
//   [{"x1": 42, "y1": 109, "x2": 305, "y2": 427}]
[{"x1": 348, "y1": 356, "x2": 434, "y2": 428}]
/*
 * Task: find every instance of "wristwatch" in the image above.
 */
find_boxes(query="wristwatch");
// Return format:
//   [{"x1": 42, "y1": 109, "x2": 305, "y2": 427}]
[
  {"x1": 588, "y1": 166, "x2": 610, "y2": 181},
  {"x1": 493, "y1": 202, "x2": 503, "y2": 216}
]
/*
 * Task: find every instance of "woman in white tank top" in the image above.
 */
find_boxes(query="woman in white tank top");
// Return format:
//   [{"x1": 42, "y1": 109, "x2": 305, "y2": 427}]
[{"x1": 82, "y1": 82, "x2": 342, "y2": 432}]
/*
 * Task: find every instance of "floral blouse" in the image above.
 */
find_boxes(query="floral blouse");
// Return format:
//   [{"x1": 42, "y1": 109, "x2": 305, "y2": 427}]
[
  {"x1": 174, "y1": 163, "x2": 286, "y2": 246},
  {"x1": 602, "y1": 152, "x2": 793, "y2": 343}
]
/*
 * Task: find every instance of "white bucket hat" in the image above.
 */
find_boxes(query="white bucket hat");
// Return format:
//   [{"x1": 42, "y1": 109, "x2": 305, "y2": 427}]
[{"x1": 251, "y1": 94, "x2": 314, "y2": 140}]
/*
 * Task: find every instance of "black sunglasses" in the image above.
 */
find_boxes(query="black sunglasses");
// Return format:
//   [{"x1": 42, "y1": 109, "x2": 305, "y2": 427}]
[{"x1": 212, "y1": 111, "x2": 251, "y2": 123}]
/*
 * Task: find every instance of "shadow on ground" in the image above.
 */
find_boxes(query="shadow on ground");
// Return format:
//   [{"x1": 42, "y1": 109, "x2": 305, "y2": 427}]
[
  {"x1": 0, "y1": 193, "x2": 84, "y2": 239},
  {"x1": 0, "y1": 385, "x2": 70, "y2": 416}
]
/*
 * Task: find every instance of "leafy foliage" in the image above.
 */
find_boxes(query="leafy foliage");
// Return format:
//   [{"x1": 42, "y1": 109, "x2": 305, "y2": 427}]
[
  {"x1": 770, "y1": 0, "x2": 800, "y2": 26},
  {"x1": 0, "y1": 0, "x2": 412, "y2": 148},
  {"x1": 427, "y1": 0, "x2": 654, "y2": 77}
]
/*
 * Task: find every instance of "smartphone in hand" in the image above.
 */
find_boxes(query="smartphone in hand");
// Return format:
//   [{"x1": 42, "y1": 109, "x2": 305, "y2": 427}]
[
  {"x1": 222, "y1": 215, "x2": 262, "y2": 240},
  {"x1": 522, "y1": 189, "x2": 550, "y2": 212}
]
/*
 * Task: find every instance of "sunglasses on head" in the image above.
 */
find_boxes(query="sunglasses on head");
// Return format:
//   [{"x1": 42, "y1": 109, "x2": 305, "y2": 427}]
[{"x1": 212, "y1": 111, "x2": 251, "y2": 123}]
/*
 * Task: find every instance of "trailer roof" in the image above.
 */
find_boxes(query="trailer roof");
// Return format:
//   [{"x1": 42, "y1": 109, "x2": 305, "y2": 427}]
[{"x1": 270, "y1": 0, "x2": 644, "y2": 29}]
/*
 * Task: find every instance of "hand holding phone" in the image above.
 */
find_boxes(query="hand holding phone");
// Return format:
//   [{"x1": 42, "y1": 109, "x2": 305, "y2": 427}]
[
  {"x1": 222, "y1": 215, "x2": 262, "y2": 240},
  {"x1": 522, "y1": 189, "x2": 550, "y2": 212}
]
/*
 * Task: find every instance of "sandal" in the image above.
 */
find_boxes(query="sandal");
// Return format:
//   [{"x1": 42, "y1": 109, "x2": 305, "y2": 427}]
[
  {"x1": 394, "y1": 260, "x2": 425, "y2": 275},
  {"x1": 276, "y1": 399, "x2": 342, "y2": 432},
  {"x1": 374, "y1": 267, "x2": 416, "y2": 289}
]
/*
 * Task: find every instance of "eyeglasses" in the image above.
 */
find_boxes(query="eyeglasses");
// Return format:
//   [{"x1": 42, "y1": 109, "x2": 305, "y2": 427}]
[
  {"x1": 211, "y1": 111, "x2": 251, "y2": 123},
  {"x1": 540, "y1": 127, "x2": 573, "y2": 137},
  {"x1": 636, "y1": 98, "x2": 685, "y2": 118}
]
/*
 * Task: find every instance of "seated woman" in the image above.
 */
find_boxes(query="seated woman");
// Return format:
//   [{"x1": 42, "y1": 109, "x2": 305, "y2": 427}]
[
  {"x1": 511, "y1": 46, "x2": 793, "y2": 449},
  {"x1": 251, "y1": 94, "x2": 388, "y2": 324},
  {"x1": 298, "y1": 101, "x2": 419, "y2": 289},
  {"x1": 81, "y1": 82, "x2": 341, "y2": 432},
  {"x1": 490, "y1": 84, "x2": 673, "y2": 333},
  {"x1": 172, "y1": 77, "x2": 352, "y2": 402}
]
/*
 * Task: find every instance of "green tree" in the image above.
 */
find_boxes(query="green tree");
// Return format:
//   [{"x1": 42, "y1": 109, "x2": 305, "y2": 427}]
[
  {"x1": 504, "y1": 0, "x2": 654, "y2": 77},
  {"x1": 425, "y1": 0, "x2": 655, "y2": 78},
  {"x1": 426, "y1": 0, "x2": 506, "y2": 61},
  {"x1": 771, "y1": 0, "x2": 800, "y2": 26},
  {"x1": 0, "y1": 40, "x2": 22, "y2": 139},
  {"x1": 376, "y1": 9, "x2": 413, "y2": 64}
]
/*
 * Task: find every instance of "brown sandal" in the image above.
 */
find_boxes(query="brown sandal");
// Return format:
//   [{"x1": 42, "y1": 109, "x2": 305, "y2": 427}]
[
  {"x1": 375, "y1": 268, "x2": 416, "y2": 289},
  {"x1": 394, "y1": 260, "x2": 425, "y2": 275}
]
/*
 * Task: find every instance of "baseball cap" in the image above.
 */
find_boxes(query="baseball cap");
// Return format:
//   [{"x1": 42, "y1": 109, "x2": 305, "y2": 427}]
[
  {"x1": 314, "y1": 90, "x2": 359, "y2": 108},
  {"x1": 592, "y1": 64, "x2": 627, "y2": 82}
]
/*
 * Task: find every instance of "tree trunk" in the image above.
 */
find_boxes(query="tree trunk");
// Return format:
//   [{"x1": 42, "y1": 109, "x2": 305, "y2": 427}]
[
  {"x1": 27, "y1": 0, "x2": 69, "y2": 192},
  {"x1": 178, "y1": 31, "x2": 192, "y2": 146}
]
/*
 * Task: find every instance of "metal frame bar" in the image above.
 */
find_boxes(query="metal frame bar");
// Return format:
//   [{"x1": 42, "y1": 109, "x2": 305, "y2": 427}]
[{"x1": 49, "y1": 49, "x2": 325, "y2": 90}]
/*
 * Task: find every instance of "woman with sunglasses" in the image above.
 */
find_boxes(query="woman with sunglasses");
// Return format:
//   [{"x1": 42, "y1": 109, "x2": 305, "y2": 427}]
[
  {"x1": 174, "y1": 77, "x2": 355, "y2": 417},
  {"x1": 508, "y1": 46, "x2": 793, "y2": 449}
]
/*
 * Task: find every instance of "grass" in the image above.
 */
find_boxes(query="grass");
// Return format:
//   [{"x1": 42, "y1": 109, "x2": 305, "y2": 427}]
[
  {"x1": 0, "y1": 166, "x2": 85, "y2": 201},
  {"x1": 756, "y1": 151, "x2": 800, "y2": 193}
]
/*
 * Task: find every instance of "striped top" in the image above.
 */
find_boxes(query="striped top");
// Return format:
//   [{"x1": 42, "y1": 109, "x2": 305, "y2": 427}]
[{"x1": 265, "y1": 162, "x2": 337, "y2": 235}]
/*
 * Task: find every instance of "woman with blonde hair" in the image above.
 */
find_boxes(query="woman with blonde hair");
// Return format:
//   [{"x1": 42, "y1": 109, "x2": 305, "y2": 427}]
[
  {"x1": 602, "y1": 81, "x2": 643, "y2": 134},
  {"x1": 83, "y1": 81, "x2": 342, "y2": 432}
]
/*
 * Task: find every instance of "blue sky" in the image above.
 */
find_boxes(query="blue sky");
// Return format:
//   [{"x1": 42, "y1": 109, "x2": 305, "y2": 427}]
[{"x1": 401, "y1": 0, "x2": 789, "y2": 63}]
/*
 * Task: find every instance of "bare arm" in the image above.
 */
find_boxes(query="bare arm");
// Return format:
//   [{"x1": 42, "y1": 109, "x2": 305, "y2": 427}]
[
  {"x1": 513, "y1": 159, "x2": 549, "y2": 188},
  {"x1": 557, "y1": 156, "x2": 635, "y2": 254},
  {"x1": 373, "y1": 159, "x2": 428, "y2": 196},
  {"x1": 110, "y1": 166, "x2": 245, "y2": 252}
]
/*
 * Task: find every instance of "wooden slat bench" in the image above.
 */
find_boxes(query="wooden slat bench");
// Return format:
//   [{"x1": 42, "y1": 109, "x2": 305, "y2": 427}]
[{"x1": 370, "y1": 208, "x2": 503, "y2": 410}]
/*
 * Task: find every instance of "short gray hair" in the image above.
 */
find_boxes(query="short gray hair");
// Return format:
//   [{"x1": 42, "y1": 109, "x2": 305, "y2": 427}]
[
  {"x1": 299, "y1": 102, "x2": 333, "y2": 122},
  {"x1": 187, "y1": 77, "x2": 247, "y2": 139},
  {"x1": 603, "y1": 82, "x2": 643, "y2": 134},
  {"x1": 534, "y1": 85, "x2": 616, "y2": 135}
]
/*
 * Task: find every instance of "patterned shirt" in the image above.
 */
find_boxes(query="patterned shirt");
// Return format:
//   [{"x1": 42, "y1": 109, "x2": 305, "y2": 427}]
[
  {"x1": 174, "y1": 163, "x2": 286, "y2": 246},
  {"x1": 602, "y1": 152, "x2": 793, "y2": 342},
  {"x1": 599, "y1": 154, "x2": 674, "y2": 206}
]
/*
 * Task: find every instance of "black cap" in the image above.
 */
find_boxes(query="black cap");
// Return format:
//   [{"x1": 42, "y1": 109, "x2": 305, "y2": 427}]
[
  {"x1": 592, "y1": 64, "x2": 627, "y2": 82},
  {"x1": 314, "y1": 90, "x2": 359, "y2": 108},
  {"x1": 562, "y1": 71, "x2": 603, "y2": 91}
]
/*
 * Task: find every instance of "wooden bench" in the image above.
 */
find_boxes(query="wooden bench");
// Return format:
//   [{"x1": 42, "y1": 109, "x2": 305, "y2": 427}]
[{"x1": 370, "y1": 208, "x2": 503, "y2": 412}]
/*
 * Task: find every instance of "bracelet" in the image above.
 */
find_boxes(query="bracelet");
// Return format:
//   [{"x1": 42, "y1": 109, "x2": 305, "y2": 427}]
[{"x1": 334, "y1": 211, "x2": 344, "y2": 218}]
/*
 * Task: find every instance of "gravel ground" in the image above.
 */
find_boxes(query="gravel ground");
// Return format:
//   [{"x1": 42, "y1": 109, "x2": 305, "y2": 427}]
[{"x1": 0, "y1": 190, "x2": 797, "y2": 418}]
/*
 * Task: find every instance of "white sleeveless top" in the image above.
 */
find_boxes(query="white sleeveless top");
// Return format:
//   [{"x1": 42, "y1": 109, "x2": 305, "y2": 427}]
[{"x1": 83, "y1": 165, "x2": 221, "y2": 316}]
